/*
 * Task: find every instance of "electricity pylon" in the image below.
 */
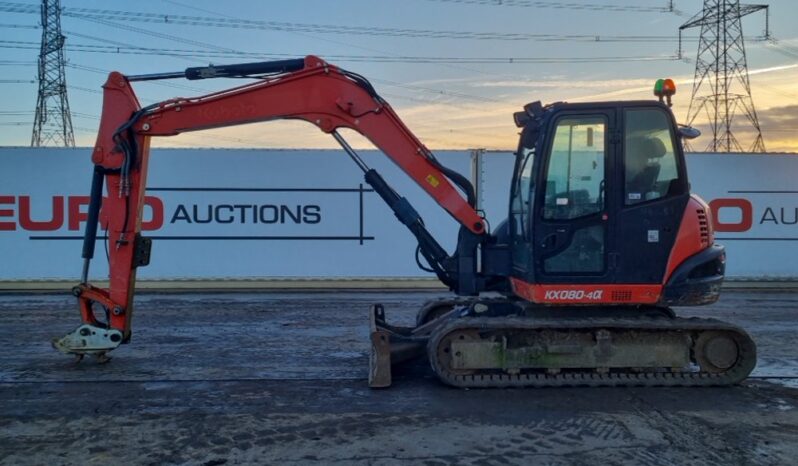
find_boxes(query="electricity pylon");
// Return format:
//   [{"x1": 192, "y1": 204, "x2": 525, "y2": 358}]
[
  {"x1": 31, "y1": 0, "x2": 74, "y2": 147},
  {"x1": 679, "y1": 0, "x2": 768, "y2": 153}
]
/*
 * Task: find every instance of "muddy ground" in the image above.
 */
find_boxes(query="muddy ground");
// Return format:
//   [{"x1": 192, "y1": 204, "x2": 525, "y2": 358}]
[{"x1": 1, "y1": 290, "x2": 797, "y2": 465}]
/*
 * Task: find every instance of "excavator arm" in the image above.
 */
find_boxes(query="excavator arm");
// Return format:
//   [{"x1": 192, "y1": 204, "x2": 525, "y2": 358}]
[{"x1": 53, "y1": 55, "x2": 486, "y2": 358}]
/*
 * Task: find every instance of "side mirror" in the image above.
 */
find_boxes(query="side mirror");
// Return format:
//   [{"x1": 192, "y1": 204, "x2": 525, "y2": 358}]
[{"x1": 678, "y1": 125, "x2": 701, "y2": 140}]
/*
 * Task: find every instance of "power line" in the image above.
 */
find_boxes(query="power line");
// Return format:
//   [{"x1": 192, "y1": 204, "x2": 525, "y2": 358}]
[
  {"x1": 0, "y1": 22, "x2": 37, "y2": 29},
  {"x1": 767, "y1": 45, "x2": 798, "y2": 60},
  {"x1": 0, "y1": 60, "x2": 37, "y2": 66},
  {"x1": 374, "y1": 78, "x2": 501, "y2": 103},
  {"x1": 68, "y1": 85, "x2": 102, "y2": 94},
  {"x1": 65, "y1": 46, "x2": 674, "y2": 64},
  {"x1": 71, "y1": 15, "x2": 692, "y2": 44},
  {"x1": 0, "y1": 2, "x2": 687, "y2": 43},
  {"x1": 0, "y1": 39, "x2": 680, "y2": 65},
  {"x1": 74, "y1": 17, "x2": 240, "y2": 60},
  {"x1": 73, "y1": 126, "x2": 99, "y2": 133},
  {"x1": 0, "y1": 16, "x2": 714, "y2": 46},
  {"x1": 165, "y1": 0, "x2": 403, "y2": 57},
  {"x1": 766, "y1": 37, "x2": 798, "y2": 60},
  {"x1": 380, "y1": 91, "x2": 483, "y2": 111},
  {"x1": 421, "y1": 0, "x2": 671, "y2": 12},
  {"x1": 65, "y1": 26, "x2": 209, "y2": 67},
  {"x1": 58, "y1": 10, "x2": 639, "y2": 41},
  {"x1": 0, "y1": 19, "x2": 708, "y2": 45}
]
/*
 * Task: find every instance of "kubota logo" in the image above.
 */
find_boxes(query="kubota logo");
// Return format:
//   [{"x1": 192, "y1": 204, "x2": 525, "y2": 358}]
[{"x1": 0, "y1": 195, "x2": 164, "y2": 231}]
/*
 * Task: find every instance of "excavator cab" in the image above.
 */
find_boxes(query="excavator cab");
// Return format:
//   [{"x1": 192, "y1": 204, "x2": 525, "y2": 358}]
[{"x1": 506, "y1": 101, "x2": 695, "y2": 302}]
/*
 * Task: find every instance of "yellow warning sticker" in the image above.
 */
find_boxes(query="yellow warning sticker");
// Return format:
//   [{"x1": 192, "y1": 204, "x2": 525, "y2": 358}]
[{"x1": 426, "y1": 174, "x2": 440, "y2": 188}]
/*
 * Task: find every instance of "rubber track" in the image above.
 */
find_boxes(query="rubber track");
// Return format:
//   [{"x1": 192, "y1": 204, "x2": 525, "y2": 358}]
[{"x1": 427, "y1": 315, "x2": 757, "y2": 388}]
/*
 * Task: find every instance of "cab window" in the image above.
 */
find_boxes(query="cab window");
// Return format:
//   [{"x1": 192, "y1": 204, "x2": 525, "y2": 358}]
[
  {"x1": 543, "y1": 116, "x2": 606, "y2": 220},
  {"x1": 624, "y1": 109, "x2": 680, "y2": 205},
  {"x1": 511, "y1": 147, "x2": 535, "y2": 238}
]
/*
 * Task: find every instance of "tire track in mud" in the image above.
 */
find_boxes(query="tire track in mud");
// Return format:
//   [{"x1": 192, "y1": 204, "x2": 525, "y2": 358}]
[
  {"x1": 0, "y1": 412, "x2": 669, "y2": 465},
  {"x1": 624, "y1": 390, "x2": 797, "y2": 466}
]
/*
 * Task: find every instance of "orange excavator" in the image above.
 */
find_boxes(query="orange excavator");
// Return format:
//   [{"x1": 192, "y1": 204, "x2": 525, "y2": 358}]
[{"x1": 53, "y1": 56, "x2": 756, "y2": 388}]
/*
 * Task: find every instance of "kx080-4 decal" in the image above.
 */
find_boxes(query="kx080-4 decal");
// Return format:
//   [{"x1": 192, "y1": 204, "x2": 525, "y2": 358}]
[{"x1": 544, "y1": 289, "x2": 604, "y2": 301}]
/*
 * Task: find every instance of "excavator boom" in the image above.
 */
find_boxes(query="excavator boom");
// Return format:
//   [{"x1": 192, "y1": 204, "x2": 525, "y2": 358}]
[{"x1": 54, "y1": 55, "x2": 486, "y2": 356}]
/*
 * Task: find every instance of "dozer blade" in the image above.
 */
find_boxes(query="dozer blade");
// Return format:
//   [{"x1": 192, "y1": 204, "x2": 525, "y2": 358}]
[
  {"x1": 368, "y1": 304, "x2": 428, "y2": 388},
  {"x1": 52, "y1": 324, "x2": 123, "y2": 357},
  {"x1": 368, "y1": 306, "x2": 392, "y2": 388}
]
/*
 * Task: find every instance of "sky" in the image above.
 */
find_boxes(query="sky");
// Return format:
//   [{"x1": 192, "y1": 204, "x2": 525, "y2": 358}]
[{"x1": 1, "y1": 0, "x2": 797, "y2": 152}]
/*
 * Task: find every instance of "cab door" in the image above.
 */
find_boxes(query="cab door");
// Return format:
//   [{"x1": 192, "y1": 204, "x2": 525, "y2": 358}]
[
  {"x1": 614, "y1": 105, "x2": 689, "y2": 283},
  {"x1": 533, "y1": 111, "x2": 616, "y2": 283}
]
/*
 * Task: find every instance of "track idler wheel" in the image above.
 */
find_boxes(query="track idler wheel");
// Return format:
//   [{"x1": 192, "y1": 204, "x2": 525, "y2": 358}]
[
  {"x1": 433, "y1": 328, "x2": 480, "y2": 378},
  {"x1": 694, "y1": 331, "x2": 741, "y2": 373}
]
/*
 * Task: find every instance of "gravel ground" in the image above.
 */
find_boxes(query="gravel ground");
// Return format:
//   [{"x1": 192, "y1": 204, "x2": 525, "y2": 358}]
[{"x1": 1, "y1": 289, "x2": 797, "y2": 465}]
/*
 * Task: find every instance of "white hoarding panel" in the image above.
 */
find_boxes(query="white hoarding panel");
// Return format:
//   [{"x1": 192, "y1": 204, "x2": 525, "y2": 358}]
[
  {"x1": 686, "y1": 154, "x2": 798, "y2": 279},
  {"x1": 0, "y1": 147, "x2": 464, "y2": 280}
]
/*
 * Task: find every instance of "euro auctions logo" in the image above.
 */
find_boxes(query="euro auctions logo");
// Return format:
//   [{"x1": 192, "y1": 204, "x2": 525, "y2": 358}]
[
  {"x1": 709, "y1": 195, "x2": 798, "y2": 234},
  {"x1": 0, "y1": 195, "x2": 164, "y2": 232},
  {"x1": 0, "y1": 186, "x2": 373, "y2": 244},
  {"x1": 709, "y1": 198, "x2": 751, "y2": 233}
]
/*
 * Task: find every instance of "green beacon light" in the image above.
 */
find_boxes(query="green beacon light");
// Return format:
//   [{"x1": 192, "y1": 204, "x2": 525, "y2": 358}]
[{"x1": 654, "y1": 78, "x2": 676, "y2": 107}]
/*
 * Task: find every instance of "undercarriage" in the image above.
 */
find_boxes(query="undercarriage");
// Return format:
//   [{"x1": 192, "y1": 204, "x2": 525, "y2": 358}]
[{"x1": 369, "y1": 298, "x2": 756, "y2": 388}]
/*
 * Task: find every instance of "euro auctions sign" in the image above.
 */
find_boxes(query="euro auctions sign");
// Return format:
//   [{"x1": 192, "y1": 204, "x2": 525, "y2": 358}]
[
  {"x1": 0, "y1": 148, "x2": 466, "y2": 281},
  {"x1": 685, "y1": 153, "x2": 798, "y2": 279},
  {"x1": 1, "y1": 148, "x2": 797, "y2": 281}
]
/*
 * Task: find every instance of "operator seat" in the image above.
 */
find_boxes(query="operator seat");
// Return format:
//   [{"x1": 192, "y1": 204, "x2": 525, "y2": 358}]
[{"x1": 626, "y1": 136, "x2": 666, "y2": 202}]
